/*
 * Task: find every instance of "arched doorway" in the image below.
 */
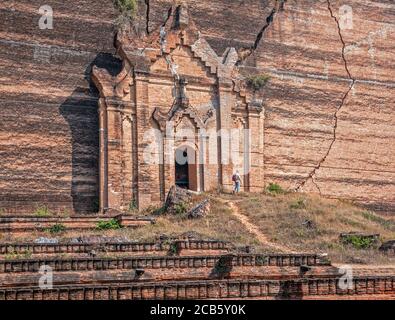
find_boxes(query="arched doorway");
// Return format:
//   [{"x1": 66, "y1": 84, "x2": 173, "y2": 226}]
[{"x1": 175, "y1": 145, "x2": 198, "y2": 191}]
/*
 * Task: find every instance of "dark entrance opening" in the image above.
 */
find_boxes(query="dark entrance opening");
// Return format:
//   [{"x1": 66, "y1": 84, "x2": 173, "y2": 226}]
[{"x1": 175, "y1": 148, "x2": 189, "y2": 189}]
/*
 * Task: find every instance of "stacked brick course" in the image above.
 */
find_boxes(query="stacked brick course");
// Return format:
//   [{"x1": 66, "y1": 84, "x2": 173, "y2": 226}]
[{"x1": 0, "y1": 239, "x2": 393, "y2": 300}]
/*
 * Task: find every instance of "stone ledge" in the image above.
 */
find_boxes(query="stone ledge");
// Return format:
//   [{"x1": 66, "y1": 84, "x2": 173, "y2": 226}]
[
  {"x1": 1, "y1": 276, "x2": 394, "y2": 300},
  {"x1": 0, "y1": 215, "x2": 155, "y2": 233}
]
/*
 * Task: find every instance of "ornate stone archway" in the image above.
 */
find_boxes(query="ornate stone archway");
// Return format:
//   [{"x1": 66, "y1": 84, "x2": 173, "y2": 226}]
[{"x1": 92, "y1": 3, "x2": 265, "y2": 212}]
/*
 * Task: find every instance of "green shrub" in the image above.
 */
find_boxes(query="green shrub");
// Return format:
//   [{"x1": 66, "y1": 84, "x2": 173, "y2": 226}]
[
  {"x1": 114, "y1": 0, "x2": 138, "y2": 29},
  {"x1": 6, "y1": 246, "x2": 15, "y2": 258},
  {"x1": 266, "y1": 183, "x2": 284, "y2": 195},
  {"x1": 246, "y1": 74, "x2": 271, "y2": 91},
  {"x1": 96, "y1": 218, "x2": 122, "y2": 230},
  {"x1": 341, "y1": 235, "x2": 376, "y2": 249},
  {"x1": 115, "y1": 0, "x2": 138, "y2": 17},
  {"x1": 174, "y1": 202, "x2": 188, "y2": 215},
  {"x1": 34, "y1": 206, "x2": 51, "y2": 217},
  {"x1": 23, "y1": 250, "x2": 33, "y2": 259},
  {"x1": 161, "y1": 239, "x2": 179, "y2": 256},
  {"x1": 255, "y1": 255, "x2": 269, "y2": 265},
  {"x1": 47, "y1": 223, "x2": 66, "y2": 234},
  {"x1": 5, "y1": 247, "x2": 32, "y2": 259},
  {"x1": 4, "y1": 253, "x2": 17, "y2": 260},
  {"x1": 168, "y1": 242, "x2": 179, "y2": 256}
]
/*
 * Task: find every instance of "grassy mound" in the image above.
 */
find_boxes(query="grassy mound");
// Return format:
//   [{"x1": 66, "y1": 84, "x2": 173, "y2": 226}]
[
  {"x1": 2, "y1": 191, "x2": 393, "y2": 265},
  {"x1": 229, "y1": 192, "x2": 395, "y2": 264}
]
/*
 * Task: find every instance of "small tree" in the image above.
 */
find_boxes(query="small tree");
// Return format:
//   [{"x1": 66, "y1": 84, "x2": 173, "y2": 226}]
[
  {"x1": 115, "y1": 0, "x2": 138, "y2": 15},
  {"x1": 266, "y1": 183, "x2": 285, "y2": 195},
  {"x1": 114, "y1": 0, "x2": 138, "y2": 28},
  {"x1": 96, "y1": 219, "x2": 122, "y2": 230},
  {"x1": 246, "y1": 74, "x2": 271, "y2": 91}
]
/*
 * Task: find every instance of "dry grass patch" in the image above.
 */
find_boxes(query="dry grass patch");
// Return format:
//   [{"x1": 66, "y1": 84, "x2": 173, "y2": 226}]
[
  {"x1": 117, "y1": 196, "x2": 264, "y2": 249},
  {"x1": 234, "y1": 192, "x2": 395, "y2": 264},
  {"x1": 0, "y1": 196, "x2": 265, "y2": 251},
  {"x1": 2, "y1": 192, "x2": 393, "y2": 265}
]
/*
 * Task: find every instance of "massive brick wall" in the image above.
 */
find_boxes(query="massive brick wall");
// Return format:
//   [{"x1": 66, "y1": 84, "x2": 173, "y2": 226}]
[
  {"x1": 0, "y1": 0, "x2": 394, "y2": 213},
  {"x1": 0, "y1": 0, "x2": 121, "y2": 213},
  {"x1": 148, "y1": 0, "x2": 395, "y2": 212},
  {"x1": 248, "y1": 0, "x2": 395, "y2": 213}
]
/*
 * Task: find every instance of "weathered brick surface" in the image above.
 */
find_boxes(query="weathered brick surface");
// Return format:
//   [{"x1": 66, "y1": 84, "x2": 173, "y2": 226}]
[
  {"x1": 0, "y1": 0, "x2": 394, "y2": 213},
  {"x1": 247, "y1": 0, "x2": 395, "y2": 212},
  {"x1": 0, "y1": 265, "x2": 341, "y2": 288},
  {"x1": 1, "y1": 276, "x2": 394, "y2": 300},
  {"x1": 0, "y1": 215, "x2": 154, "y2": 232},
  {"x1": 1, "y1": 247, "x2": 392, "y2": 300},
  {"x1": 0, "y1": 253, "x2": 331, "y2": 273},
  {"x1": 0, "y1": 0, "x2": 119, "y2": 213},
  {"x1": 0, "y1": 239, "x2": 231, "y2": 256}
]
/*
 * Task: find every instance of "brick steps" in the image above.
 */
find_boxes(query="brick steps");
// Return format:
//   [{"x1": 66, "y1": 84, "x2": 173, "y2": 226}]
[
  {"x1": 0, "y1": 253, "x2": 337, "y2": 288},
  {"x1": 0, "y1": 240, "x2": 231, "y2": 258},
  {"x1": 0, "y1": 252, "x2": 339, "y2": 292},
  {"x1": 1, "y1": 277, "x2": 394, "y2": 300},
  {"x1": 0, "y1": 266, "x2": 342, "y2": 288},
  {"x1": 0, "y1": 239, "x2": 393, "y2": 300},
  {"x1": 0, "y1": 215, "x2": 155, "y2": 232},
  {"x1": 0, "y1": 254, "x2": 331, "y2": 273}
]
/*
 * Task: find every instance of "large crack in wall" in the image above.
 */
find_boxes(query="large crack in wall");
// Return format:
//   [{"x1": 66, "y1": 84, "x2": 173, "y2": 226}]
[
  {"x1": 295, "y1": 0, "x2": 356, "y2": 193},
  {"x1": 145, "y1": 0, "x2": 150, "y2": 34},
  {"x1": 159, "y1": 6, "x2": 183, "y2": 114},
  {"x1": 237, "y1": 0, "x2": 285, "y2": 64}
]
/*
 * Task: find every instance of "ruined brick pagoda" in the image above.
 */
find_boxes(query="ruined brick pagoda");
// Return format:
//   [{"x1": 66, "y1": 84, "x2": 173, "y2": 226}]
[{"x1": 92, "y1": 4, "x2": 264, "y2": 212}]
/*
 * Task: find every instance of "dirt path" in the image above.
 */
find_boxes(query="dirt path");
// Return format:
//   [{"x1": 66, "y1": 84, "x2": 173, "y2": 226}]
[{"x1": 222, "y1": 199, "x2": 295, "y2": 253}]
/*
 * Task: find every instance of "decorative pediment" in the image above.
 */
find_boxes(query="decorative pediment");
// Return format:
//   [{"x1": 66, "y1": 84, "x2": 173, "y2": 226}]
[
  {"x1": 153, "y1": 106, "x2": 206, "y2": 132},
  {"x1": 92, "y1": 3, "x2": 264, "y2": 117},
  {"x1": 115, "y1": 3, "x2": 243, "y2": 82},
  {"x1": 152, "y1": 78, "x2": 213, "y2": 132}
]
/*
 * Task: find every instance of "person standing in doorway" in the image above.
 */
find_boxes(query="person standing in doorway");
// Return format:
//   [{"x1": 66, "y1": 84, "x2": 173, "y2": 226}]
[{"x1": 232, "y1": 171, "x2": 242, "y2": 194}]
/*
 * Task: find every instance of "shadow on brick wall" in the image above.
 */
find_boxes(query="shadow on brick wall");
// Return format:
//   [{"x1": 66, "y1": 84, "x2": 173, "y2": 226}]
[
  {"x1": 275, "y1": 280, "x2": 304, "y2": 300},
  {"x1": 59, "y1": 53, "x2": 122, "y2": 214}
]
